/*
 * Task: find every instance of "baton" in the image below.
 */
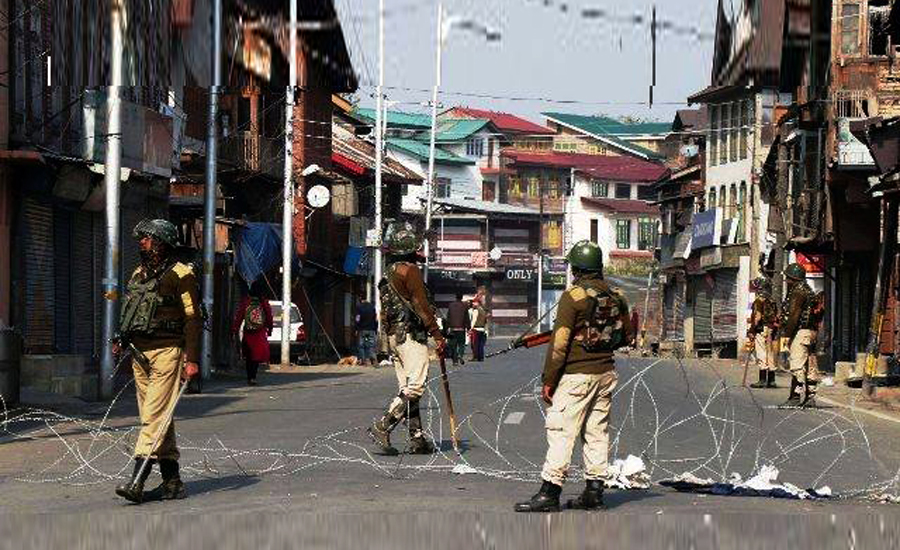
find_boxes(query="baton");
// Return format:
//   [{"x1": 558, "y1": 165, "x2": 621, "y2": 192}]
[{"x1": 438, "y1": 355, "x2": 460, "y2": 450}]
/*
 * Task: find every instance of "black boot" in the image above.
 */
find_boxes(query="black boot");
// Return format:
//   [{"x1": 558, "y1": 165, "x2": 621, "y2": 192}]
[
  {"x1": 367, "y1": 394, "x2": 407, "y2": 456},
  {"x1": 514, "y1": 481, "x2": 562, "y2": 513},
  {"x1": 566, "y1": 480, "x2": 605, "y2": 510},
  {"x1": 115, "y1": 457, "x2": 154, "y2": 504},
  {"x1": 780, "y1": 377, "x2": 802, "y2": 408},
  {"x1": 145, "y1": 459, "x2": 186, "y2": 501},
  {"x1": 749, "y1": 370, "x2": 767, "y2": 389},
  {"x1": 766, "y1": 370, "x2": 778, "y2": 388},
  {"x1": 407, "y1": 398, "x2": 435, "y2": 455},
  {"x1": 800, "y1": 381, "x2": 818, "y2": 409}
]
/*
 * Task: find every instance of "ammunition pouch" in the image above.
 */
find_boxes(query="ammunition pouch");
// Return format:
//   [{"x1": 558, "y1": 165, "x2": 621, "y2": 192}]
[{"x1": 119, "y1": 264, "x2": 184, "y2": 340}]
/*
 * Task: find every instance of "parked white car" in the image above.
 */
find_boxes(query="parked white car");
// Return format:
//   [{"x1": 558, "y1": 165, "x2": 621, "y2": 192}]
[{"x1": 267, "y1": 301, "x2": 307, "y2": 360}]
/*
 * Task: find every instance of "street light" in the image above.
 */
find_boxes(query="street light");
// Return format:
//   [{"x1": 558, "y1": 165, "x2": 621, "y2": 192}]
[{"x1": 423, "y1": 3, "x2": 501, "y2": 281}]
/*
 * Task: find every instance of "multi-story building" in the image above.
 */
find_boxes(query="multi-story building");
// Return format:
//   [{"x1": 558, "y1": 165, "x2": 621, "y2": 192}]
[{"x1": 542, "y1": 113, "x2": 674, "y2": 161}]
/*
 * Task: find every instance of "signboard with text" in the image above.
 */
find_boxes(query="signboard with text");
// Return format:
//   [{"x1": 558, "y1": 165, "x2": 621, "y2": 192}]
[{"x1": 691, "y1": 208, "x2": 720, "y2": 250}]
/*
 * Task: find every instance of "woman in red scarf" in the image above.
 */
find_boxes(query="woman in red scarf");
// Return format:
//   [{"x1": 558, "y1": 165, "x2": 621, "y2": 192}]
[{"x1": 231, "y1": 283, "x2": 274, "y2": 385}]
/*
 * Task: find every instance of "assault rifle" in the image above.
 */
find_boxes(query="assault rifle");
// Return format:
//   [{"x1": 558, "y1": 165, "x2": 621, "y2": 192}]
[{"x1": 485, "y1": 330, "x2": 552, "y2": 359}]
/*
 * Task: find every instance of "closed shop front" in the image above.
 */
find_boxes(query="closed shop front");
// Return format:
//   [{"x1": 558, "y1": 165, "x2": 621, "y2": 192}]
[
  {"x1": 711, "y1": 269, "x2": 738, "y2": 343},
  {"x1": 691, "y1": 276, "x2": 712, "y2": 346},
  {"x1": 20, "y1": 198, "x2": 54, "y2": 353},
  {"x1": 663, "y1": 278, "x2": 685, "y2": 341}
]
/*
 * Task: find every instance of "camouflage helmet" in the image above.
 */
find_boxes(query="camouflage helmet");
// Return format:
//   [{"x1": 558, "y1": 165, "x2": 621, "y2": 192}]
[
  {"x1": 383, "y1": 220, "x2": 422, "y2": 256},
  {"x1": 133, "y1": 219, "x2": 179, "y2": 248},
  {"x1": 567, "y1": 240, "x2": 604, "y2": 272},
  {"x1": 784, "y1": 262, "x2": 806, "y2": 281},
  {"x1": 751, "y1": 276, "x2": 772, "y2": 294}
]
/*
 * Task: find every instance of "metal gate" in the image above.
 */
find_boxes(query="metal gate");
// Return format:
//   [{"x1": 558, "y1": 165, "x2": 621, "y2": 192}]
[
  {"x1": 692, "y1": 277, "x2": 712, "y2": 345},
  {"x1": 22, "y1": 198, "x2": 54, "y2": 353},
  {"x1": 53, "y1": 207, "x2": 73, "y2": 353},
  {"x1": 72, "y1": 211, "x2": 97, "y2": 357},
  {"x1": 712, "y1": 269, "x2": 738, "y2": 342}
]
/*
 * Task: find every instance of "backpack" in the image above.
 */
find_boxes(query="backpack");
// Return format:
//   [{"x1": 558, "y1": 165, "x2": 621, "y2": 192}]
[
  {"x1": 577, "y1": 285, "x2": 629, "y2": 353},
  {"x1": 244, "y1": 298, "x2": 265, "y2": 331}
]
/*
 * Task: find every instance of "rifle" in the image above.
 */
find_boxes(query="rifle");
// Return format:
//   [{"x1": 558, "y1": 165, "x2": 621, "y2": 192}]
[{"x1": 485, "y1": 330, "x2": 552, "y2": 359}]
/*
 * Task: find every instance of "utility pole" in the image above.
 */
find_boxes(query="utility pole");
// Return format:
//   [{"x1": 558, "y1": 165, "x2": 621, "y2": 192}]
[
  {"x1": 373, "y1": 0, "x2": 385, "y2": 319},
  {"x1": 537, "y1": 178, "x2": 544, "y2": 331},
  {"x1": 565, "y1": 167, "x2": 575, "y2": 287},
  {"x1": 281, "y1": 0, "x2": 298, "y2": 368},
  {"x1": 201, "y1": 0, "x2": 222, "y2": 380},
  {"x1": 423, "y1": 1, "x2": 444, "y2": 282},
  {"x1": 100, "y1": 0, "x2": 125, "y2": 399}
]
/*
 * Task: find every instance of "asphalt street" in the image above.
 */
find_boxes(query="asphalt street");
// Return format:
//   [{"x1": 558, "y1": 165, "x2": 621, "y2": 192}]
[{"x1": 2, "y1": 341, "x2": 900, "y2": 547}]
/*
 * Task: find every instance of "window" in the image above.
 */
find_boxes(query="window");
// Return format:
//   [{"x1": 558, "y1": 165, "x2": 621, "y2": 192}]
[
  {"x1": 719, "y1": 103, "x2": 729, "y2": 165},
  {"x1": 637, "y1": 185, "x2": 656, "y2": 201},
  {"x1": 729, "y1": 184, "x2": 737, "y2": 219},
  {"x1": 507, "y1": 175, "x2": 523, "y2": 198},
  {"x1": 730, "y1": 101, "x2": 740, "y2": 162},
  {"x1": 591, "y1": 181, "x2": 608, "y2": 198},
  {"x1": 590, "y1": 219, "x2": 599, "y2": 244},
  {"x1": 615, "y1": 183, "x2": 632, "y2": 199},
  {"x1": 544, "y1": 220, "x2": 563, "y2": 251},
  {"x1": 548, "y1": 176, "x2": 562, "y2": 199},
  {"x1": 616, "y1": 219, "x2": 632, "y2": 249},
  {"x1": 638, "y1": 218, "x2": 657, "y2": 251},
  {"x1": 740, "y1": 99, "x2": 750, "y2": 160},
  {"x1": 841, "y1": 2, "x2": 861, "y2": 55},
  {"x1": 737, "y1": 181, "x2": 747, "y2": 242},
  {"x1": 718, "y1": 185, "x2": 726, "y2": 211},
  {"x1": 708, "y1": 188, "x2": 717, "y2": 211},
  {"x1": 436, "y1": 177, "x2": 451, "y2": 198},
  {"x1": 709, "y1": 105, "x2": 719, "y2": 167},
  {"x1": 487, "y1": 138, "x2": 495, "y2": 168},
  {"x1": 466, "y1": 138, "x2": 484, "y2": 157},
  {"x1": 527, "y1": 176, "x2": 540, "y2": 197}
]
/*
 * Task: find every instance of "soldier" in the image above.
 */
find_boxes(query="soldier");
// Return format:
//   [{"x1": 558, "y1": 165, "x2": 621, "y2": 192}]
[
  {"x1": 515, "y1": 241, "x2": 633, "y2": 513},
  {"x1": 114, "y1": 219, "x2": 201, "y2": 503},
  {"x1": 748, "y1": 277, "x2": 779, "y2": 389},
  {"x1": 368, "y1": 221, "x2": 447, "y2": 455},
  {"x1": 779, "y1": 263, "x2": 820, "y2": 408}
]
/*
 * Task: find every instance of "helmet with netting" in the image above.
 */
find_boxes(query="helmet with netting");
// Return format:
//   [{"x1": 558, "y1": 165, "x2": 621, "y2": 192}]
[
  {"x1": 383, "y1": 221, "x2": 422, "y2": 256},
  {"x1": 784, "y1": 263, "x2": 806, "y2": 281},
  {"x1": 133, "y1": 219, "x2": 179, "y2": 248}
]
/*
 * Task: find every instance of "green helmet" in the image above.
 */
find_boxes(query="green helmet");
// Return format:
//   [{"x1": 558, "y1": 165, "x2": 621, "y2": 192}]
[
  {"x1": 784, "y1": 263, "x2": 806, "y2": 281},
  {"x1": 133, "y1": 219, "x2": 179, "y2": 248},
  {"x1": 383, "y1": 220, "x2": 422, "y2": 256},
  {"x1": 567, "y1": 240, "x2": 604, "y2": 272}
]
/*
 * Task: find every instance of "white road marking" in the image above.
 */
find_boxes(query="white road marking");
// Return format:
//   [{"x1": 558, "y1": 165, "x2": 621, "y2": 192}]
[{"x1": 504, "y1": 412, "x2": 526, "y2": 425}]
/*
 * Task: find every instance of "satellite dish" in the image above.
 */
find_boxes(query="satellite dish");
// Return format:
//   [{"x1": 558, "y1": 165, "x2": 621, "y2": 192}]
[
  {"x1": 307, "y1": 185, "x2": 331, "y2": 209},
  {"x1": 489, "y1": 247, "x2": 503, "y2": 261}
]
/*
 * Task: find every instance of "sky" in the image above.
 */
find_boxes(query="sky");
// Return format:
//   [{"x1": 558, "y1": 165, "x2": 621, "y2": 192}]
[{"x1": 334, "y1": 0, "x2": 719, "y2": 127}]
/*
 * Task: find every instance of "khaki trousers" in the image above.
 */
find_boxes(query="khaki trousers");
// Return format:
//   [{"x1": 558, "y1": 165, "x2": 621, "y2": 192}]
[
  {"x1": 754, "y1": 327, "x2": 776, "y2": 371},
  {"x1": 541, "y1": 371, "x2": 618, "y2": 486},
  {"x1": 789, "y1": 329, "x2": 820, "y2": 388},
  {"x1": 388, "y1": 335, "x2": 430, "y2": 403},
  {"x1": 132, "y1": 346, "x2": 183, "y2": 460}
]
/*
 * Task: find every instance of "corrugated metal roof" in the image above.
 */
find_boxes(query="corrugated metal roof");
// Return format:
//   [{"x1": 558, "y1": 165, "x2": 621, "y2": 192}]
[
  {"x1": 387, "y1": 138, "x2": 475, "y2": 165},
  {"x1": 353, "y1": 108, "x2": 432, "y2": 129},
  {"x1": 416, "y1": 118, "x2": 490, "y2": 143},
  {"x1": 434, "y1": 197, "x2": 541, "y2": 216},
  {"x1": 502, "y1": 150, "x2": 669, "y2": 183},
  {"x1": 332, "y1": 123, "x2": 423, "y2": 183},
  {"x1": 449, "y1": 107, "x2": 554, "y2": 135},
  {"x1": 581, "y1": 197, "x2": 659, "y2": 215},
  {"x1": 542, "y1": 113, "x2": 668, "y2": 160}
]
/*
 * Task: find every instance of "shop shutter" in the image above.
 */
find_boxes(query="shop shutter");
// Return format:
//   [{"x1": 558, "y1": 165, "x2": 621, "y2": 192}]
[
  {"x1": 712, "y1": 269, "x2": 738, "y2": 342},
  {"x1": 22, "y1": 198, "x2": 54, "y2": 353},
  {"x1": 121, "y1": 207, "x2": 144, "y2": 280},
  {"x1": 72, "y1": 210, "x2": 96, "y2": 357},
  {"x1": 692, "y1": 277, "x2": 712, "y2": 345},
  {"x1": 93, "y1": 212, "x2": 105, "y2": 355},
  {"x1": 664, "y1": 280, "x2": 685, "y2": 341},
  {"x1": 53, "y1": 207, "x2": 73, "y2": 353}
]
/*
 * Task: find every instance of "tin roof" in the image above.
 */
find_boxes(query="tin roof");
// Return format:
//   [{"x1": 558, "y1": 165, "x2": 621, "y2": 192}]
[
  {"x1": 353, "y1": 108, "x2": 433, "y2": 130},
  {"x1": 581, "y1": 197, "x2": 659, "y2": 215},
  {"x1": 542, "y1": 113, "x2": 668, "y2": 160},
  {"x1": 416, "y1": 118, "x2": 491, "y2": 143},
  {"x1": 331, "y1": 123, "x2": 423, "y2": 183},
  {"x1": 386, "y1": 138, "x2": 475, "y2": 165},
  {"x1": 448, "y1": 107, "x2": 554, "y2": 135}
]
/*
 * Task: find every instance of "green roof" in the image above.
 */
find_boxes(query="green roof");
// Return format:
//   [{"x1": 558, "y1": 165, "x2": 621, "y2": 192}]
[
  {"x1": 542, "y1": 112, "x2": 669, "y2": 160},
  {"x1": 415, "y1": 118, "x2": 490, "y2": 143},
  {"x1": 353, "y1": 108, "x2": 432, "y2": 130},
  {"x1": 386, "y1": 138, "x2": 475, "y2": 165}
]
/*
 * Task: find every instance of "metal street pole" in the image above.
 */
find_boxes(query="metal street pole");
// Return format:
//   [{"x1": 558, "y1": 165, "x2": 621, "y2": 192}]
[
  {"x1": 537, "y1": 179, "x2": 544, "y2": 331},
  {"x1": 201, "y1": 0, "x2": 222, "y2": 380},
  {"x1": 566, "y1": 167, "x2": 575, "y2": 287},
  {"x1": 100, "y1": 0, "x2": 125, "y2": 399},
  {"x1": 281, "y1": 0, "x2": 298, "y2": 368},
  {"x1": 373, "y1": 0, "x2": 385, "y2": 319},
  {"x1": 423, "y1": 1, "x2": 444, "y2": 283}
]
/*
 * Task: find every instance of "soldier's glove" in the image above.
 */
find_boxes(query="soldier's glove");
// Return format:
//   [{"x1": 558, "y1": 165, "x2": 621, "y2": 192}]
[
  {"x1": 435, "y1": 338, "x2": 448, "y2": 359},
  {"x1": 182, "y1": 362, "x2": 200, "y2": 381}
]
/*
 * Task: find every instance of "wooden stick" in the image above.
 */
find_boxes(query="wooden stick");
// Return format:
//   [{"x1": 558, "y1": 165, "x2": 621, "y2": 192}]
[{"x1": 438, "y1": 355, "x2": 460, "y2": 450}]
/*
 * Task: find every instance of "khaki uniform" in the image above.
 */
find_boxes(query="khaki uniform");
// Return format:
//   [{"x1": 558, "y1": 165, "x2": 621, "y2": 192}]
[
  {"x1": 748, "y1": 295, "x2": 778, "y2": 371},
  {"x1": 780, "y1": 282, "x2": 820, "y2": 394},
  {"x1": 125, "y1": 262, "x2": 201, "y2": 460},
  {"x1": 540, "y1": 274, "x2": 633, "y2": 486}
]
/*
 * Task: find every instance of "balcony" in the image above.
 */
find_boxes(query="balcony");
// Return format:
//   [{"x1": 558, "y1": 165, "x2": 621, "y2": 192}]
[{"x1": 221, "y1": 132, "x2": 283, "y2": 179}]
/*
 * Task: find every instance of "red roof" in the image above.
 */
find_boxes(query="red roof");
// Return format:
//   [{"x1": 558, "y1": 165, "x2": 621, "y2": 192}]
[
  {"x1": 503, "y1": 151, "x2": 669, "y2": 183},
  {"x1": 450, "y1": 107, "x2": 555, "y2": 135},
  {"x1": 581, "y1": 197, "x2": 660, "y2": 215}
]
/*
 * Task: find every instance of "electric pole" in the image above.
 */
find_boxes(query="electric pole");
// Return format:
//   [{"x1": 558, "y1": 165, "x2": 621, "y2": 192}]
[
  {"x1": 281, "y1": 0, "x2": 298, "y2": 368},
  {"x1": 423, "y1": 1, "x2": 444, "y2": 282},
  {"x1": 100, "y1": 0, "x2": 125, "y2": 399},
  {"x1": 373, "y1": 0, "x2": 385, "y2": 319},
  {"x1": 201, "y1": 0, "x2": 222, "y2": 380}
]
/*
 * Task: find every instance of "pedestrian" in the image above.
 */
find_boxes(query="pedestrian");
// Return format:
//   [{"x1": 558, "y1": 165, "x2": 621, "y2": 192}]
[
  {"x1": 747, "y1": 277, "x2": 779, "y2": 389},
  {"x1": 367, "y1": 221, "x2": 447, "y2": 455},
  {"x1": 355, "y1": 295, "x2": 379, "y2": 367},
  {"x1": 515, "y1": 240, "x2": 633, "y2": 512},
  {"x1": 446, "y1": 292, "x2": 470, "y2": 366},
  {"x1": 231, "y1": 282, "x2": 274, "y2": 385},
  {"x1": 779, "y1": 263, "x2": 822, "y2": 408},
  {"x1": 469, "y1": 298, "x2": 488, "y2": 362},
  {"x1": 114, "y1": 219, "x2": 201, "y2": 504}
]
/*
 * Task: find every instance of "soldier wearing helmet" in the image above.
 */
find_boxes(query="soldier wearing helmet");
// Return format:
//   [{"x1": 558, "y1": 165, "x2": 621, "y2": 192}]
[
  {"x1": 779, "y1": 262, "x2": 820, "y2": 408},
  {"x1": 367, "y1": 220, "x2": 447, "y2": 455},
  {"x1": 516, "y1": 240, "x2": 634, "y2": 513},
  {"x1": 114, "y1": 219, "x2": 201, "y2": 503},
  {"x1": 747, "y1": 277, "x2": 779, "y2": 389}
]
